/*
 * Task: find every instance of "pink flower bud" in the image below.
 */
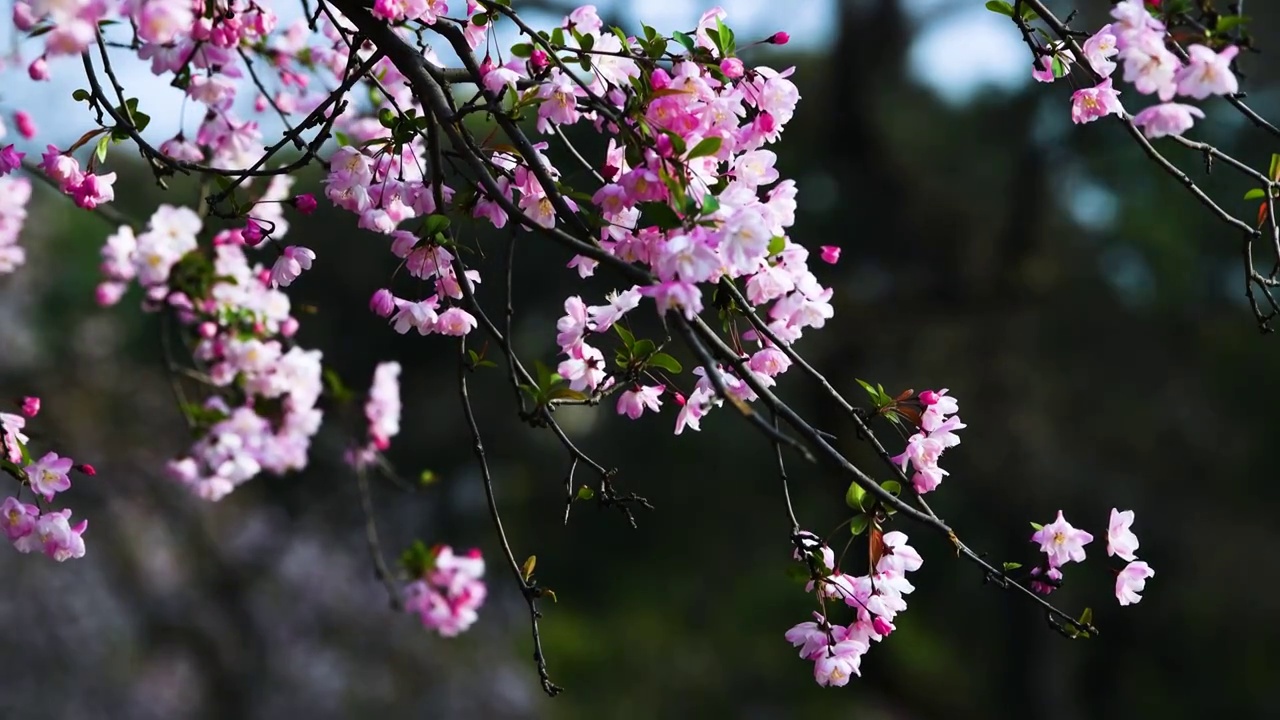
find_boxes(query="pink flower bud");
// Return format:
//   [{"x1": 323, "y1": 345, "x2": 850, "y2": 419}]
[
  {"x1": 256, "y1": 269, "x2": 272, "y2": 286},
  {"x1": 719, "y1": 57, "x2": 744, "y2": 78},
  {"x1": 819, "y1": 245, "x2": 841, "y2": 264},
  {"x1": 75, "y1": 463, "x2": 96, "y2": 476},
  {"x1": 21, "y1": 396, "x2": 39, "y2": 417},
  {"x1": 654, "y1": 133, "x2": 674, "y2": 158},
  {"x1": 254, "y1": 95, "x2": 268, "y2": 113},
  {"x1": 12, "y1": 1, "x2": 36, "y2": 30},
  {"x1": 198, "y1": 321, "x2": 218, "y2": 338},
  {"x1": 872, "y1": 616, "x2": 893, "y2": 636},
  {"x1": 293, "y1": 193, "x2": 317, "y2": 214},
  {"x1": 14, "y1": 111, "x2": 36, "y2": 139},
  {"x1": 27, "y1": 56, "x2": 48, "y2": 81},
  {"x1": 529, "y1": 48, "x2": 549, "y2": 72},
  {"x1": 768, "y1": 31, "x2": 790, "y2": 45},
  {"x1": 280, "y1": 316, "x2": 299, "y2": 337},
  {"x1": 673, "y1": 392, "x2": 686, "y2": 406},
  {"x1": 95, "y1": 282, "x2": 126, "y2": 307},
  {"x1": 243, "y1": 220, "x2": 265, "y2": 245},
  {"x1": 919, "y1": 390, "x2": 940, "y2": 406},
  {"x1": 370, "y1": 288, "x2": 396, "y2": 318}
]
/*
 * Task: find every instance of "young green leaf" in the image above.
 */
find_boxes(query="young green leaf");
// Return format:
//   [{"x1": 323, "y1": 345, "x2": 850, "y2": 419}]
[
  {"x1": 984, "y1": 1, "x2": 1015, "y2": 17},
  {"x1": 850, "y1": 513, "x2": 870, "y2": 536},
  {"x1": 647, "y1": 352, "x2": 682, "y2": 373}
]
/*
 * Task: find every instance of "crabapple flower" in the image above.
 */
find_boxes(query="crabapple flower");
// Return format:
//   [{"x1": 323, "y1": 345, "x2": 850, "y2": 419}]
[
  {"x1": 25, "y1": 451, "x2": 73, "y2": 501},
  {"x1": 1116, "y1": 560, "x2": 1154, "y2": 606},
  {"x1": 617, "y1": 385, "x2": 663, "y2": 419},
  {"x1": 820, "y1": 245, "x2": 841, "y2": 264},
  {"x1": 1071, "y1": 78, "x2": 1124, "y2": 125},
  {"x1": 21, "y1": 397, "x2": 39, "y2": 417},
  {"x1": 403, "y1": 545, "x2": 487, "y2": 637},
  {"x1": 1, "y1": 496, "x2": 38, "y2": 541},
  {"x1": 1132, "y1": 103, "x2": 1204, "y2": 139},
  {"x1": 1175, "y1": 44, "x2": 1239, "y2": 100},
  {"x1": 270, "y1": 246, "x2": 316, "y2": 288},
  {"x1": 1032, "y1": 511, "x2": 1094, "y2": 568},
  {"x1": 1106, "y1": 508, "x2": 1140, "y2": 561},
  {"x1": 434, "y1": 307, "x2": 477, "y2": 336},
  {"x1": 1082, "y1": 24, "x2": 1119, "y2": 77},
  {"x1": 0, "y1": 145, "x2": 23, "y2": 175},
  {"x1": 813, "y1": 639, "x2": 867, "y2": 687}
]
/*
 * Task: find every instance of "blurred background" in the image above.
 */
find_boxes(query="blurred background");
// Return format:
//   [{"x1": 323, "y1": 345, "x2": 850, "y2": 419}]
[{"x1": 3, "y1": 0, "x2": 1280, "y2": 718}]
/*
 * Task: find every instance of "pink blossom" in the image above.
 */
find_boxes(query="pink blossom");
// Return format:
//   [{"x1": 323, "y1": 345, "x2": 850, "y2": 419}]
[
  {"x1": 270, "y1": 246, "x2": 316, "y2": 287},
  {"x1": 434, "y1": 307, "x2": 477, "y2": 336},
  {"x1": 819, "y1": 245, "x2": 841, "y2": 264},
  {"x1": 1115, "y1": 560, "x2": 1154, "y2": 606},
  {"x1": 0, "y1": 145, "x2": 23, "y2": 175},
  {"x1": 27, "y1": 56, "x2": 48, "y2": 81},
  {"x1": 1083, "y1": 24, "x2": 1119, "y2": 77},
  {"x1": 1031, "y1": 511, "x2": 1094, "y2": 568},
  {"x1": 558, "y1": 342, "x2": 606, "y2": 392},
  {"x1": 813, "y1": 639, "x2": 867, "y2": 687},
  {"x1": 1106, "y1": 508, "x2": 1140, "y2": 561},
  {"x1": 1174, "y1": 44, "x2": 1239, "y2": 99},
  {"x1": 25, "y1": 451, "x2": 74, "y2": 501},
  {"x1": 72, "y1": 172, "x2": 117, "y2": 209},
  {"x1": 1132, "y1": 102, "x2": 1204, "y2": 138},
  {"x1": 617, "y1": 385, "x2": 663, "y2": 419},
  {"x1": 1071, "y1": 77, "x2": 1124, "y2": 125},
  {"x1": 40, "y1": 146, "x2": 83, "y2": 191},
  {"x1": 21, "y1": 397, "x2": 39, "y2": 417},
  {"x1": 1, "y1": 496, "x2": 38, "y2": 541},
  {"x1": 769, "y1": 31, "x2": 790, "y2": 45},
  {"x1": 370, "y1": 288, "x2": 396, "y2": 318}
]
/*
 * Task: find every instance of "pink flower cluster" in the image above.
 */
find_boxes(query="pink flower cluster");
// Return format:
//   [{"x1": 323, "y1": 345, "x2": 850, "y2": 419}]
[
  {"x1": 39, "y1": 145, "x2": 116, "y2": 210},
  {"x1": 1030, "y1": 508, "x2": 1154, "y2": 606},
  {"x1": 1048, "y1": 0, "x2": 1240, "y2": 138},
  {"x1": 402, "y1": 545, "x2": 487, "y2": 637},
  {"x1": 889, "y1": 389, "x2": 966, "y2": 494},
  {"x1": 96, "y1": 199, "x2": 324, "y2": 501},
  {"x1": 345, "y1": 361, "x2": 403, "y2": 469},
  {"x1": 785, "y1": 531, "x2": 923, "y2": 686},
  {"x1": 0, "y1": 398, "x2": 92, "y2": 562},
  {"x1": 0, "y1": 175, "x2": 32, "y2": 274}
]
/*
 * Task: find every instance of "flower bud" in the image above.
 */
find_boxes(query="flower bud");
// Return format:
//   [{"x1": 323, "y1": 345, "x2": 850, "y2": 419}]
[
  {"x1": 370, "y1": 288, "x2": 396, "y2": 318},
  {"x1": 768, "y1": 31, "x2": 790, "y2": 45},
  {"x1": 27, "y1": 56, "x2": 48, "y2": 81},
  {"x1": 919, "y1": 390, "x2": 940, "y2": 406},
  {"x1": 21, "y1": 396, "x2": 40, "y2": 417},
  {"x1": 292, "y1": 193, "x2": 317, "y2": 215},
  {"x1": 719, "y1": 57, "x2": 744, "y2": 79}
]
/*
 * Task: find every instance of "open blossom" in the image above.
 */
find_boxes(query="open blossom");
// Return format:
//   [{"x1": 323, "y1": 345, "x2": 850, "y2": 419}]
[
  {"x1": 1174, "y1": 44, "x2": 1239, "y2": 100},
  {"x1": 1032, "y1": 511, "x2": 1094, "y2": 568},
  {"x1": 1106, "y1": 508, "x2": 1140, "y2": 561},
  {"x1": 1132, "y1": 103, "x2": 1204, "y2": 139},
  {"x1": 1116, "y1": 560, "x2": 1154, "y2": 606},
  {"x1": 617, "y1": 385, "x2": 663, "y2": 419},
  {"x1": 1082, "y1": 24, "x2": 1119, "y2": 77},
  {"x1": 1071, "y1": 78, "x2": 1123, "y2": 125},
  {"x1": 25, "y1": 451, "x2": 73, "y2": 501},
  {"x1": 1120, "y1": 31, "x2": 1180, "y2": 101},
  {"x1": 270, "y1": 245, "x2": 316, "y2": 287}
]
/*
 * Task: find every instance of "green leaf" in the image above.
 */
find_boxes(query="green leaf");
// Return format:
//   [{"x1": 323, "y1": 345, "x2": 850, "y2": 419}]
[
  {"x1": 334, "y1": 131, "x2": 352, "y2": 147},
  {"x1": 471, "y1": 12, "x2": 488, "y2": 26},
  {"x1": 613, "y1": 323, "x2": 636, "y2": 349},
  {"x1": 845, "y1": 481, "x2": 866, "y2": 510},
  {"x1": 881, "y1": 480, "x2": 902, "y2": 497},
  {"x1": 550, "y1": 28, "x2": 565, "y2": 46},
  {"x1": 672, "y1": 31, "x2": 696, "y2": 53},
  {"x1": 423, "y1": 214, "x2": 451, "y2": 237},
  {"x1": 1245, "y1": 188, "x2": 1267, "y2": 200},
  {"x1": 1079, "y1": 607, "x2": 1093, "y2": 626},
  {"x1": 511, "y1": 43, "x2": 533, "y2": 58},
  {"x1": 767, "y1": 236, "x2": 786, "y2": 256},
  {"x1": 72, "y1": 88, "x2": 91, "y2": 102},
  {"x1": 1020, "y1": 3, "x2": 1038, "y2": 20},
  {"x1": 94, "y1": 135, "x2": 109, "y2": 164},
  {"x1": 1215, "y1": 15, "x2": 1251, "y2": 34},
  {"x1": 984, "y1": 0, "x2": 1014, "y2": 17},
  {"x1": 1270, "y1": 153, "x2": 1280, "y2": 182},
  {"x1": 522, "y1": 555, "x2": 537, "y2": 581},
  {"x1": 534, "y1": 360, "x2": 555, "y2": 389},
  {"x1": 1030, "y1": 521, "x2": 1044, "y2": 531},
  {"x1": 1002, "y1": 561, "x2": 1023, "y2": 572},
  {"x1": 700, "y1": 194, "x2": 720, "y2": 216},
  {"x1": 855, "y1": 378, "x2": 879, "y2": 401},
  {"x1": 638, "y1": 201, "x2": 684, "y2": 231},
  {"x1": 686, "y1": 137, "x2": 723, "y2": 160},
  {"x1": 850, "y1": 513, "x2": 870, "y2": 536},
  {"x1": 1051, "y1": 56, "x2": 1066, "y2": 78},
  {"x1": 576, "y1": 484, "x2": 595, "y2": 501},
  {"x1": 647, "y1": 352, "x2": 682, "y2": 374},
  {"x1": 632, "y1": 338, "x2": 656, "y2": 358}
]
